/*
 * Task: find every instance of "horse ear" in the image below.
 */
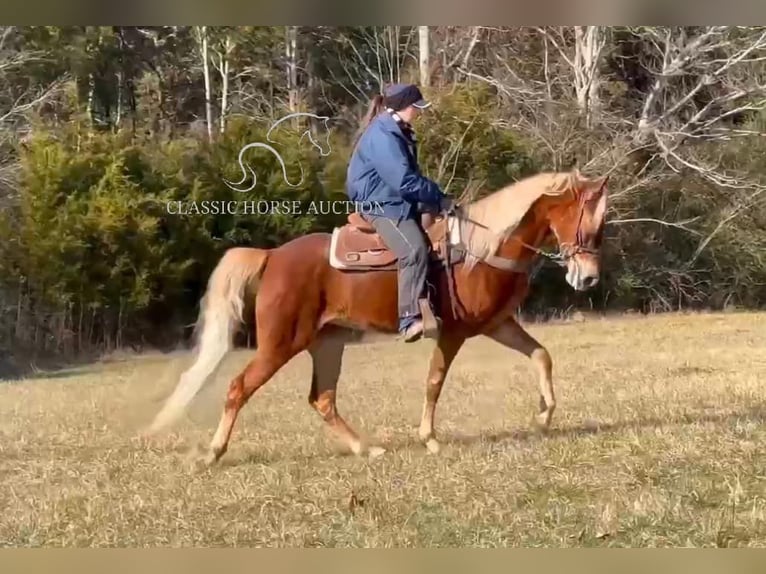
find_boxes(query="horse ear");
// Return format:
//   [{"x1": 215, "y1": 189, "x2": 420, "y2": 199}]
[
  {"x1": 592, "y1": 177, "x2": 609, "y2": 223},
  {"x1": 583, "y1": 174, "x2": 608, "y2": 196}
]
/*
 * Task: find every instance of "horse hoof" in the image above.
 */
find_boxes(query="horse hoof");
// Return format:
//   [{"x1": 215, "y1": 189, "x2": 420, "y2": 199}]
[
  {"x1": 425, "y1": 438, "x2": 441, "y2": 454},
  {"x1": 368, "y1": 446, "x2": 387, "y2": 460},
  {"x1": 533, "y1": 413, "x2": 552, "y2": 434},
  {"x1": 190, "y1": 456, "x2": 210, "y2": 473},
  {"x1": 191, "y1": 446, "x2": 221, "y2": 471}
]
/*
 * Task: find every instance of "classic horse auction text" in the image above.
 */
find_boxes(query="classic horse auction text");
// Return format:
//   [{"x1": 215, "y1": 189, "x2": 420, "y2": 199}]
[{"x1": 165, "y1": 200, "x2": 385, "y2": 216}]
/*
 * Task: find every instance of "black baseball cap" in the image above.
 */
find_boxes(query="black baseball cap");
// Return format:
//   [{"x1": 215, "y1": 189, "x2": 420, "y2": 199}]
[{"x1": 384, "y1": 83, "x2": 431, "y2": 111}]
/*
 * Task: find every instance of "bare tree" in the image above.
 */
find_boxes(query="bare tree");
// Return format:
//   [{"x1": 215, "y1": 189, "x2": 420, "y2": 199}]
[
  {"x1": 211, "y1": 29, "x2": 235, "y2": 134},
  {"x1": 194, "y1": 26, "x2": 214, "y2": 143},
  {"x1": 0, "y1": 27, "x2": 63, "y2": 201},
  {"x1": 630, "y1": 27, "x2": 766, "y2": 168},
  {"x1": 335, "y1": 26, "x2": 415, "y2": 100},
  {"x1": 285, "y1": 26, "x2": 298, "y2": 113},
  {"x1": 535, "y1": 26, "x2": 607, "y2": 126},
  {"x1": 419, "y1": 26, "x2": 430, "y2": 87},
  {"x1": 442, "y1": 26, "x2": 482, "y2": 75},
  {"x1": 444, "y1": 24, "x2": 766, "y2": 277},
  {"x1": 455, "y1": 27, "x2": 592, "y2": 170},
  {"x1": 624, "y1": 27, "x2": 766, "y2": 260}
]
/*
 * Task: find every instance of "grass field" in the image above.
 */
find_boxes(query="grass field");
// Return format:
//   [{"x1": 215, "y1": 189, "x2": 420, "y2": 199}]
[{"x1": 1, "y1": 311, "x2": 765, "y2": 547}]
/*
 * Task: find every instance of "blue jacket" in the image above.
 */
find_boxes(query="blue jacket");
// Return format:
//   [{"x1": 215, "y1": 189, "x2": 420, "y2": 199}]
[{"x1": 346, "y1": 112, "x2": 445, "y2": 221}]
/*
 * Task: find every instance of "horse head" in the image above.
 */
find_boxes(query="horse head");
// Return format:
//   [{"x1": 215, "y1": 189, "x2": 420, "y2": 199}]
[
  {"x1": 544, "y1": 169, "x2": 609, "y2": 291},
  {"x1": 302, "y1": 114, "x2": 332, "y2": 157},
  {"x1": 267, "y1": 112, "x2": 332, "y2": 157}
]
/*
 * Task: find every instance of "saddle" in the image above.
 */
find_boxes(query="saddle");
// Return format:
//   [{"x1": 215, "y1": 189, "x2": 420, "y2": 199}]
[
  {"x1": 329, "y1": 212, "x2": 445, "y2": 271},
  {"x1": 329, "y1": 209, "x2": 468, "y2": 323}
]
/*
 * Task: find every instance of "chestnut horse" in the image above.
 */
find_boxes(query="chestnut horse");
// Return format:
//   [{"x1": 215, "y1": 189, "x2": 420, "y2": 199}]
[{"x1": 149, "y1": 169, "x2": 609, "y2": 464}]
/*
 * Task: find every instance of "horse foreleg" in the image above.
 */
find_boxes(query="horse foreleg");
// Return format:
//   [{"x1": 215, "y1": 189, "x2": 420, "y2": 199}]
[
  {"x1": 485, "y1": 318, "x2": 556, "y2": 431},
  {"x1": 308, "y1": 327, "x2": 379, "y2": 458},
  {"x1": 418, "y1": 331, "x2": 466, "y2": 453}
]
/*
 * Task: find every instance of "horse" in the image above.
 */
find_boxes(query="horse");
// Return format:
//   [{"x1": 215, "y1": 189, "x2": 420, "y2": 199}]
[{"x1": 148, "y1": 169, "x2": 609, "y2": 464}]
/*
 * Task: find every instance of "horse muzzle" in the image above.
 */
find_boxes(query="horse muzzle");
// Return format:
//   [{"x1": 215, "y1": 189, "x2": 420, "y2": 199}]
[{"x1": 562, "y1": 247, "x2": 601, "y2": 292}]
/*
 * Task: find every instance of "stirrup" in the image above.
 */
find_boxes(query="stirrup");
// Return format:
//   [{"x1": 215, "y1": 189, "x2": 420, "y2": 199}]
[
  {"x1": 418, "y1": 298, "x2": 441, "y2": 339},
  {"x1": 399, "y1": 320, "x2": 425, "y2": 343}
]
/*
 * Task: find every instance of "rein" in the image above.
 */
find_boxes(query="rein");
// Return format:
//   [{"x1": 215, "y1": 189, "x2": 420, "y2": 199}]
[
  {"x1": 434, "y1": 187, "x2": 600, "y2": 321},
  {"x1": 447, "y1": 187, "x2": 600, "y2": 271}
]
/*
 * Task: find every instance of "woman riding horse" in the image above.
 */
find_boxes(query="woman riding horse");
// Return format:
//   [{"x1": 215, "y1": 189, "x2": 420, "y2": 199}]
[{"x1": 345, "y1": 83, "x2": 451, "y2": 343}]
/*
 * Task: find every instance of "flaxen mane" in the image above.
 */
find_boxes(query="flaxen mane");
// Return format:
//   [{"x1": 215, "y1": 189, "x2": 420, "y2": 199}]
[{"x1": 455, "y1": 171, "x2": 576, "y2": 270}]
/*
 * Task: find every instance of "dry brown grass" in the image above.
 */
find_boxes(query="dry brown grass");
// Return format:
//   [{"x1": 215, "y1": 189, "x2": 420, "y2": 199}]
[{"x1": 1, "y1": 311, "x2": 765, "y2": 547}]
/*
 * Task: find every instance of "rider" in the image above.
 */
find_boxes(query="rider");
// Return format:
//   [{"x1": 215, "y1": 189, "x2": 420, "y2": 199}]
[{"x1": 346, "y1": 83, "x2": 450, "y2": 342}]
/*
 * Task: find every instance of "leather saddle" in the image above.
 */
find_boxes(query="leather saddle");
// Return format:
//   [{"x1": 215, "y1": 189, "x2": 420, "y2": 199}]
[{"x1": 329, "y1": 212, "x2": 444, "y2": 271}]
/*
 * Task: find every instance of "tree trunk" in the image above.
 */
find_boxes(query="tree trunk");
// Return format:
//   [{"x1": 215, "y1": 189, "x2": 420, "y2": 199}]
[
  {"x1": 219, "y1": 33, "x2": 231, "y2": 135},
  {"x1": 573, "y1": 26, "x2": 604, "y2": 128},
  {"x1": 86, "y1": 72, "x2": 95, "y2": 128},
  {"x1": 115, "y1": 69, "x2": 123, "y2": 130},
  {"x1": 285, "y1": 26, "x2": 298, "y2": 113},
  {"x1": 419, "y1": 26, "x2": 430, "y2": 87},
  {"x1": 197, "y1": 26, "x2": 213, "y2": 143},
  {"x1": 115, "y1": 29, "x2": 124, "y2": 131}
]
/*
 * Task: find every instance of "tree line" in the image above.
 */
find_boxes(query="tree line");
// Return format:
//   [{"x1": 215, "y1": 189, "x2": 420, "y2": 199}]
[{"x1": 0, "y1": 26, "x2": 764, "y2": 369}]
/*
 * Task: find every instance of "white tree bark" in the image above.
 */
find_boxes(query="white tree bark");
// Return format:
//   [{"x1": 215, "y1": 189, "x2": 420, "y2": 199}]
[
  {"x1": 195, "y1": 26, "x2": 213, "y2": 143},
  {"x1": 631, "y1": 26, "x2": 766, "y2": 150},
  {"x1": 285, "y1": 26, "x2": 298, "y2": 113},
  {"x1": 85, "y1": 27, "x2": 105, "y2": 129},
  {"x1": 573, "y1": 26, "x2": 605, "y2": 127},
  {"x1": 536, "y1": 26, "x2": 606, "y2": 126},
  {"x1": 419, "y1": 26, "x2": 430, "y2": 87},
  {"x1": 213, "y1": 32, "x2": 234, "y2": 135},
  {"x1": 626, "y1": 26, "x2": 766, "y2": 263},
  {"x1": 461, "y1": 26, "x2": 481, "y2": 70}
]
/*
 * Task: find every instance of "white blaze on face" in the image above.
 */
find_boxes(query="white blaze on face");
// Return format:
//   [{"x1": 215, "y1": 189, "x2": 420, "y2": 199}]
[
  {"x1": 566, "y1": 258, "x2": 581, "y2": 290},
  {"x1": 563, "y1": 180, "x2": 609, "y2": 292},
  {"x1": 566, "y1": 254, "x2": 600, "y2": 291}
]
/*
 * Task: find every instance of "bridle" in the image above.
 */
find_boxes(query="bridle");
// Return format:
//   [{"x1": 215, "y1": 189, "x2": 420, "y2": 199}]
[
  {"x1": 443, "y1": 186, "x2": 603, "y2": 270},
  {"x1": 555, "y1": 187, "x2": 602, "y2": 266},
  {"x1": 435, "y1": 183, "x2": 605, "y2": 319}
]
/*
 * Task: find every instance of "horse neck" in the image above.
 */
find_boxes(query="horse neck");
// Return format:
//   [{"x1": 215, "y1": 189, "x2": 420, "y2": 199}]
[
  {"x1": 457, "y1": 181, "x2": 553, "y2": 264},
  {"x1": 493, "y1": 205, "x2": 550, "y2": 263}
]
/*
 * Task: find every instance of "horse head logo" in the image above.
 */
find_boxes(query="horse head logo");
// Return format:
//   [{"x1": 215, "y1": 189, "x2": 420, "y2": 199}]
[{"x1": 224, "y1": 112, "x2": 332, "y2": 193}]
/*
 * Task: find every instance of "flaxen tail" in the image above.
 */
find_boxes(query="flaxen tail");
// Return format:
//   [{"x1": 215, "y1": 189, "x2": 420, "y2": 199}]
[{"x1": 148, "y1": 247, "x2": 269, "y2": 433}]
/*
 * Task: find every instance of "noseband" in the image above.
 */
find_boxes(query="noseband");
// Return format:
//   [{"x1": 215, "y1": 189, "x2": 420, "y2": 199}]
[{"x1": 556, "y1": 188, "x2": 601, "y2": 265}]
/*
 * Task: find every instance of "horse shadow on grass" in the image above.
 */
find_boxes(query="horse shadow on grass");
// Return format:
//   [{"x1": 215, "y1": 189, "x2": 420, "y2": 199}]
[
  {"x1": 434, "y1": 404, "x2": 766, "y2": 449},
  {"x1": 209, "y1": 405, "x2": 766, "y2": 467},
  {"x1": 0, "y1": 364, "x2": 99, "y2": 383}
]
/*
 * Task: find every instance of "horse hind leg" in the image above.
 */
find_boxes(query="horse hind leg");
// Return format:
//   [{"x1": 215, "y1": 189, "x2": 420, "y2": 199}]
[
  {"x1": 205, "y1": 347, "x2": 289, "y2": 465},
  {"x1": 307, "y1": 326, "x2": 383, "y2": 459}
]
